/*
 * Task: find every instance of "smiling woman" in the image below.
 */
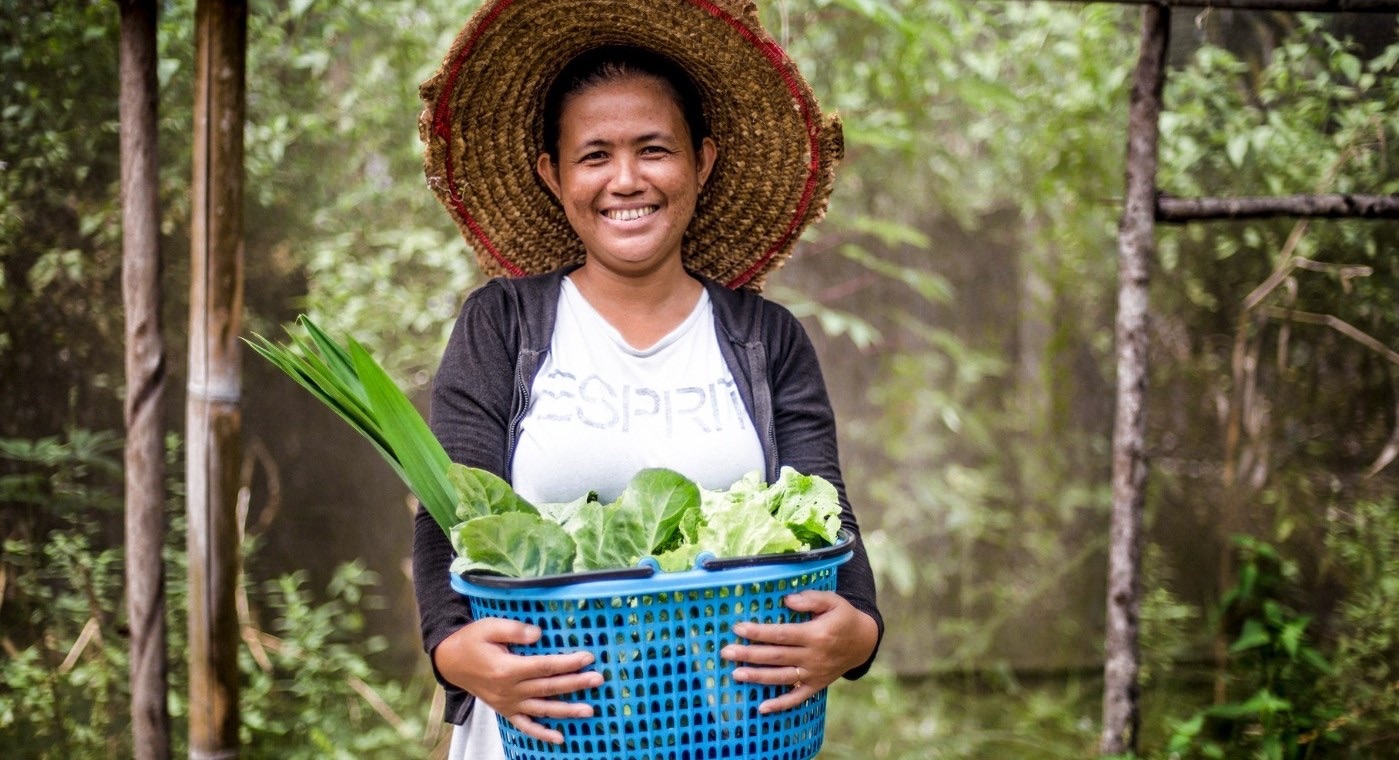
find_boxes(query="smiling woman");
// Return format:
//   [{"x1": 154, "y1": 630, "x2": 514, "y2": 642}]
[{"x1": 411, "y1": 2, "x2": 882, "y2": 758}]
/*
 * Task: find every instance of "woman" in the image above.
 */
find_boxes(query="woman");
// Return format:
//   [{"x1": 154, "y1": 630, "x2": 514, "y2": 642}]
[{"x1": 413, "y1": 2, "x2": 882, "y2": 757}]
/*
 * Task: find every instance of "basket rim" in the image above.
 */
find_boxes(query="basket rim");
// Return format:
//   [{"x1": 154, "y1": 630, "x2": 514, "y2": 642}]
[{"x1": 453, "y1": 529, "x2": 854, "y2": 596}]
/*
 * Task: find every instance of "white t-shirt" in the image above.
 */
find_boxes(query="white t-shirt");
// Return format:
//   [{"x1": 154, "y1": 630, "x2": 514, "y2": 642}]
[
  {"x1": 511, "y1": 277, "x2": 765, "y2": 504},
  {"x1": 450, "y1": 277, "x2": 766, "y2": 758}
]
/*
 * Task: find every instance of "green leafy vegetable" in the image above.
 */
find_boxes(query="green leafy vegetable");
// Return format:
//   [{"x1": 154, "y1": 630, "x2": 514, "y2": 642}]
[
  {"x1": 448, "y1": 465, "x2": 843, "y2": 579},
  {"x1": 675, "y1": 506, "x2": 705, "y2": 547},
  {"x1": 767, "y1": 466, "x2": 843, "y2": 546},
  {"x1": 450, "y1": 513, "x2": 577, "y2": 578},
  {"x1": 447, "y1": 463, "x2": 536, "y2": 521},
  {"x1": 654, "y1": 544, "x2": 704, "y2": 573},
  {"x1": 701, "y1": 470, "x2": 768, "y2": 515},
  {"x1": 699, "y1": 501, "x2": 805, "y2": 558},
  {"x1": 572, "y1": 469, "x2": 700, "y2": 571},
  {"x1": 536, "y1": 492, "x2": 598, "y2": 535}
]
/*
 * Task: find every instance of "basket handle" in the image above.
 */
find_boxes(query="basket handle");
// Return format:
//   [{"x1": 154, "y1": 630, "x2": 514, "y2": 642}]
[{"x1": 696, "y1": 529, "x2": 855, "y2": 571}]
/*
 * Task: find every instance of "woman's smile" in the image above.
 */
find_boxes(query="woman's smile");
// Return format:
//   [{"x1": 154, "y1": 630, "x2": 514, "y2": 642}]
[{"x1": 602, "y1": 205, "x2": 659, "y2": 222}]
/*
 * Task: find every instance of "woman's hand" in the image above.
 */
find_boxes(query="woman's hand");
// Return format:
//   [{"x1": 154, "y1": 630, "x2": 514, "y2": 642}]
[
  {"x1": 719, "y1": 591, "x2": 879, "y2": 715},
  {"x1": 432, "y1": 618, "x2": 603, "y2": 745}
]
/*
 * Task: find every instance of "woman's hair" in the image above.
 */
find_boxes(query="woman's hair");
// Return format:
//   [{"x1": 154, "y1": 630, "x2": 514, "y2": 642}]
[{"x1": 541, "y1": 45, "x2": 710, "y2": 161}]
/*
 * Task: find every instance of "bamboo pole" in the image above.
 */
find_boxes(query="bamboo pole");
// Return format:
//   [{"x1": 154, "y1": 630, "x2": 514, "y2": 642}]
[
  {"x1": 187, "y1": 0, "x2": 246, "y2": 756},
  {"x1": 1102, "y1": 4, "x2": 1170, "y2": 756},
  {"x1": 119, "y1": 1, "x2": 171, "y2": 757},
  {"x1": 1158, "y1": 193, "x2": 1399, "y2": 221}
]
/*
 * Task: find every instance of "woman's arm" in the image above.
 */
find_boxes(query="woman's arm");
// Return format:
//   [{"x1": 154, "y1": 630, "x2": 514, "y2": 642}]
[
  {"x1": 415, "y1": 284, "x2": 516, "y2": 681},
  {"x1": 415, "y1": 282, "x2": 595, "y2": 741},
  {"x1": 721, "y1": 303, "x2": 884, "y2": 711}
]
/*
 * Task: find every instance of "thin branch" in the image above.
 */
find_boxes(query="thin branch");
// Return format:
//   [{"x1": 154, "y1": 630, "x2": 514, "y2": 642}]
[
  {"x1": 1291, "y1": 257, "x2": 1372, "y2": 278},
  {"x1": 1241, "y1": 255, "x2": 1302, "y2": 312},
  {"x1": 1240, "y1": 255, "x2": 1369, "y2": 312},
  {"x1": 240, "y1": 436, "x2": 282, "y2": 537},
  {"x1": 1259, "y1": 306, "x2": 1399, "y2": 365},
  {"x1": 425, "y1": 686, "x2": 447, "y2": 750},
  {"x1": 1029, "y1": 0, "x2": 1399, "y2": 11},
  {"x1": 59, "y1": 617, "x2": 102, "y2": 675},
  {"x1": 817, "y1": 272, "x2": 881, "y2": 303},
  {"x1": 250, "y1": 631, "x2": 416, "y2": 740},
  {"x1": 235, "y1": 458, "x2": 272, "y2": 673},
  {"x1": 1159, "y1": 194, "x2": 1399, "y2": 222},
  {"x1": 1363, "y1": 370, "x2": 1399, "y2": 479},
  {"x1": 346, "y1": 675, "x2": 415, "y2": 739}
]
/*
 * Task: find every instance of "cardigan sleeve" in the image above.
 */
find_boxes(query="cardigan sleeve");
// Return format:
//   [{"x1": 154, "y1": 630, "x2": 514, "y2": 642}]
[
  {"x1": 412, "y1": 281, "x2": 518, "y2": 722},
  {"x1": 764, "y1": 303, "x2": 884, "y2": 680}
]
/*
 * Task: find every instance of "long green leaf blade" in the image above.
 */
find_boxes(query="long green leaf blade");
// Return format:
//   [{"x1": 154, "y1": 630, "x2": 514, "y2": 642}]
[
  {"x1": 349, "y1": 338, "x2": 456, "y2": 534},
  {"x1": 245, "y1": 334, "x2": 391, "y2": 457},
  {"x1": 247, "y1": 329, "x2": 417, "y2": 513},
  {"x1": 298, "y1": 315, "x2": 366, "y2": 399}
]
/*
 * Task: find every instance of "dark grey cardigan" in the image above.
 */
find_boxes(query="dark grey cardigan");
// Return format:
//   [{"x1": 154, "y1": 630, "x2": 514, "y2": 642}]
[{"x1": 412, "y1": 266, "x2": 883, "y2": 724}]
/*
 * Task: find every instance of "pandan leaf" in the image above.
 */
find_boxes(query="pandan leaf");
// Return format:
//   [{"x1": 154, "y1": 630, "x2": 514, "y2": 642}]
[
  {"x1": 245, "y1": 332, "x2": 394, "y2": 460},
  {"x1": 350, "y1": 338, "x2": 456, "y2": 535},
  {"x1": 299, "y1": 316, "x2": 368, "y2": 400},
  {"x1": 246, "y1": 317, "x2": 461, "y2": 536}
]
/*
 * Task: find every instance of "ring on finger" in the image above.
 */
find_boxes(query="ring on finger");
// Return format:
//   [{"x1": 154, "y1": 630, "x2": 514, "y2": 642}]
[{"x1": 792, "y1": 666, "x2": 804, "y2": 689}]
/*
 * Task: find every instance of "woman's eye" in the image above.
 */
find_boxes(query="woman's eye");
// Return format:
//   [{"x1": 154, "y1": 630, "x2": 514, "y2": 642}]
[
  {"x1": 641, "y1": 145, "x2": 672, "y2": 157},
  {"x1": 578, "y1": 151, "x2": 608, "y2": 163}
]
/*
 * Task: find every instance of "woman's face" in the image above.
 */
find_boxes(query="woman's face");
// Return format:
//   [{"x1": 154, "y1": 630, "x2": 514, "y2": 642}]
[{"x1": 537, "y1": 75, "x2": 716, "y2": 279}]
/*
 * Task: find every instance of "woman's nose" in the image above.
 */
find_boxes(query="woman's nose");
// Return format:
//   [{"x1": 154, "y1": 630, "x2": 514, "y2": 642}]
[{"x1": 608, "y1": 156, "x2": 644, "y2": 193}]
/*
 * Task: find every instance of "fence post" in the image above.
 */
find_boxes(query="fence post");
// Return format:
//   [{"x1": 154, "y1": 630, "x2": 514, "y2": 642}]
[{"x1": 187, "y1": 0, "x2": 247, "y2": 756}]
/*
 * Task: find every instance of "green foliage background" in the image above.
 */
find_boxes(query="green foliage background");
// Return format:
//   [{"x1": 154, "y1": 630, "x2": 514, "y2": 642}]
[{"x1": 2, "y1": 1, "x2": 1397, "y2": 757}]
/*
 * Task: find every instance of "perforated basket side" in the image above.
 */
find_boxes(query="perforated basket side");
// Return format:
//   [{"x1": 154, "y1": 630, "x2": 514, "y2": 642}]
[{"x1": 454, "y1": 548, "x2": 851, "y2": 760}]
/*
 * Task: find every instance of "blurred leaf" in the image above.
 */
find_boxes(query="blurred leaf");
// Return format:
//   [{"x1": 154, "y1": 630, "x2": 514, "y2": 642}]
[{"x1": 1229, "y1": 618, "x2": 1272, "y2": 654}]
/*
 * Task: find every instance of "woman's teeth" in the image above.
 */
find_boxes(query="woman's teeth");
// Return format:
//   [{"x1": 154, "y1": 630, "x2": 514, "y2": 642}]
[{"x1": 604, "y1": 206, "x2": 658, "y2": 221}]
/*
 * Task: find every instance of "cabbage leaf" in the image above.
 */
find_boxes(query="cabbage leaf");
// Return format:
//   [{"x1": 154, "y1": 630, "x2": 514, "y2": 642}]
[
  {"x1": 450, "y1": 512, "x2": 576, "y2": 578},
  {"x1": 573, "y1": 469, "x2": 699, "y2": 571}
]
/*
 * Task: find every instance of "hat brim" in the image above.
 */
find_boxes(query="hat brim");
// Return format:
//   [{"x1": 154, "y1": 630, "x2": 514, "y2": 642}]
[{"x1": 419, "y1": 0, "x2": 842, "y2": 291}]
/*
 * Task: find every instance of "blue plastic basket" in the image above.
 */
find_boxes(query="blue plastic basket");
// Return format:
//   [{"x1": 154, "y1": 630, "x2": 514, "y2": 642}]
[{"x1": 449, "y1": 532, "x2": 854, "y2": 760}]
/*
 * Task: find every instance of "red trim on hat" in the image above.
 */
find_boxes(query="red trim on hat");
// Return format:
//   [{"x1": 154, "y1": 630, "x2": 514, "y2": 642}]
[
  {"x1": 433, "y1": 0, "x2": 822, "y2": 286},
  {"x1": 433, "y1": 0, "x2": 527, "y2": 278}
]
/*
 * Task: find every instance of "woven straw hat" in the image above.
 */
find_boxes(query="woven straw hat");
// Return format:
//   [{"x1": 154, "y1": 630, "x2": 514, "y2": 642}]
[{"x1": 419, "y1": 0, "x2": 843, "y2": 291}]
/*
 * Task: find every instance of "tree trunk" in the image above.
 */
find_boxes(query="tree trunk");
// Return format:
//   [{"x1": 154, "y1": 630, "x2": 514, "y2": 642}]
[
  {"x1": 187, "y1": 1, "x2": 247, "y2": 756},
  {"x1": 119, "y1": 2, "x2": 171, "y2": 758},
  {"x1": 1101, "y1": 5, "x2": 1169, "y2": 756}
]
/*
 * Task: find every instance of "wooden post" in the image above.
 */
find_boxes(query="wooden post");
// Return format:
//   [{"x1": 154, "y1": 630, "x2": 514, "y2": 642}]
[
  {"x1": 119, "y1": 1, "x2": 171, "y2": 757},
  {"x1": 1101, "y1": 4, "x2": 1169, "y2": 756},
  {"x1": 187, "y1": 0, "x2": 246, "y2": 756}
]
